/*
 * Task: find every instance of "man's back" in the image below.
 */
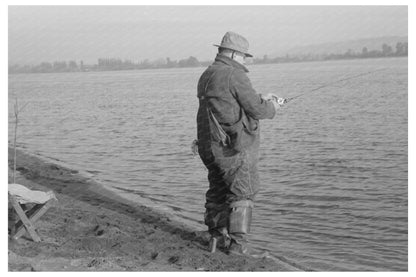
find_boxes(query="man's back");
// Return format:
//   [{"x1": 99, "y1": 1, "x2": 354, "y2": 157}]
[
  {"x1": 197, "y1": 56, "x2": 243, "y2": 129},
  {"x1": 196, "y1": 32, "x2": 284, "y2": 258}
]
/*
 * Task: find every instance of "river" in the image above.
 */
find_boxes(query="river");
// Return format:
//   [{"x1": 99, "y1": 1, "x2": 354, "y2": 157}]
[{"x1": 8, "y1": 57, "x2": 408, "y2": 271}]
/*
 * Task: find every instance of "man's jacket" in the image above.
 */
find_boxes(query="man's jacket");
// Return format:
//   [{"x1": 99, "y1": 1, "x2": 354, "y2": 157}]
[{"x1": 197, "y1": 54, "x2": 276, "y2": 154}]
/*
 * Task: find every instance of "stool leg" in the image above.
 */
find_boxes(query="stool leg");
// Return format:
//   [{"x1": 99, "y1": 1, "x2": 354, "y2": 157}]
[
  {"x1": 10, "y1": 200, "x2": 41, "y2": 242},
  {"x1": 9, "y1": 209, "x2": 16, "y2": 236},
  {"x1": 14, "y1": 202, "x2": 53, "y2": 241},
  {"x1": 209, "y1": 237, "x2": 217, "y2": 253}
]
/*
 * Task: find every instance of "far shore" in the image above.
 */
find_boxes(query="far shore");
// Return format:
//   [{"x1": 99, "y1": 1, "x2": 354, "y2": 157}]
[
  {"x1": 8, "y1": 147, "x2": 299, "y2": 271},
  {"x1": 8, "y1": 55, "x2": 407, "y2": 75}
]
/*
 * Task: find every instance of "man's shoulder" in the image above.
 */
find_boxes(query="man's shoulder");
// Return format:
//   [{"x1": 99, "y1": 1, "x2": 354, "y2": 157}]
[
  {"x1": 210, "y1": 60, "x2": 235, "y2": 72},
  {"x1": 199, "y1": 62, "x2": 235, "y2": 81},
  {"x1": 229, "y1": 66, "x2": 249, "y2": 82},
  {"x1": 210, "y1": 61, "x2": 250, "y2": 78}
]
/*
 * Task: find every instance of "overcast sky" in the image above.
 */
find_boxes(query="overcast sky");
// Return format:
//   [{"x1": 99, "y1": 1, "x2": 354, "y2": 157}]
[{"x1": 8, "y1": 5, "x2": 408, "y2": 65}]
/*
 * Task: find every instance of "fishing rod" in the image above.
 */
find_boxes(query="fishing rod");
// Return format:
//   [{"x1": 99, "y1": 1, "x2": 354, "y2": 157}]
[{"x1": 285, "y1": 68, "x2": 388, "y2": 103}]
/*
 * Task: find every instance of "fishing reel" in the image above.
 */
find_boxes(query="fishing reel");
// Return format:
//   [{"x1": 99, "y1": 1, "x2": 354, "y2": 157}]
[{"x1": 263, "y1": 93, "x2": 287, "y2": 106}]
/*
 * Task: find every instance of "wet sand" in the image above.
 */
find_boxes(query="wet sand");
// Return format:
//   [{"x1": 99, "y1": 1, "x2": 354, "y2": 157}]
[{"x1": 8, "y1": 147, "x2": 298, "y2": 271}]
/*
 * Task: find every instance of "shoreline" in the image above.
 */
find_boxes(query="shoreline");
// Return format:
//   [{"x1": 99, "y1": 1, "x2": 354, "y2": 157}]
[
  {"x1": 8, "y1": 147, "x2": 299, "y2": 271},
  {"x1": 9, "y1": 56, "x2": 407, "y2": 75}
]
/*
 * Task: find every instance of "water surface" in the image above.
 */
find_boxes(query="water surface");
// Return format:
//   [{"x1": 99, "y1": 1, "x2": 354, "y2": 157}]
[{"x1": 8, "y1": 57, "x2": 408, "y2": 271}]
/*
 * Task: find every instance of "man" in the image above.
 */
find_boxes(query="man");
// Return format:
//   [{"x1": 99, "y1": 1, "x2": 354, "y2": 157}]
[{"x1": 196, "y1": 31, "x2": 286, "y2": 257}]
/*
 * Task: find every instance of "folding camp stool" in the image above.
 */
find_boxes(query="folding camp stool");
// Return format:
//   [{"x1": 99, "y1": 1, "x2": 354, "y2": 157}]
[{"x1": 8, "y1": 183, "x2": 57, "y2": 242}]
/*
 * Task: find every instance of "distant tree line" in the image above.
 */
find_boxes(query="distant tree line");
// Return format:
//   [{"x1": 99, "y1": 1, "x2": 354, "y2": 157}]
[
  {"x1": 94, "y1": 56, "x2": 204, "y2": 71},
  {"x1": 9, "y1": 42, "x2": 407, "y2": 74},
  {"x1": 9, "y1": 56, "x2": 207, "y2": 74},
  {"x1": 254, "y1": 42, "x2": 408, "y2": 64}
]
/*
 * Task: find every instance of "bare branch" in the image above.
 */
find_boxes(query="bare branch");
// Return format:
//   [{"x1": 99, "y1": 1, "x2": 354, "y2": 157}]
[{"x1": 12, "y1": 98, "x2": 28, "y2": 184}]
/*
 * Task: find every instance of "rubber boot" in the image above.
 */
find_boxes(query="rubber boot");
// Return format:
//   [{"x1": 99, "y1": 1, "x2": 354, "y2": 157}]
[
  {"x1": 205, "y1": 202, "x2": 230, "y2": 253},
  {"x1": 228, "y1": 234, "x2": 270, "y2": 258},
  {"x1": 209, "y1": 227, "x2": 230, "y2": 253},
  {"x1": 227, "y1": 200, "x2": 270, "y2": 258}
]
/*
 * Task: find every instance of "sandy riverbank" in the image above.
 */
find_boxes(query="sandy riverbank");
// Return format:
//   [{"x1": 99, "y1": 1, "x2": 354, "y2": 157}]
[{"x1": 7, "y1": 147, "x2": 298, "y2": 271}]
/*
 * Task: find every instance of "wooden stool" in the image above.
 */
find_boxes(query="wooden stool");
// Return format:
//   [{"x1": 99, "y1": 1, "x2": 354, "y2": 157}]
[{"x1": 8, "y1": 183, "x2": 57, "y2": 242}]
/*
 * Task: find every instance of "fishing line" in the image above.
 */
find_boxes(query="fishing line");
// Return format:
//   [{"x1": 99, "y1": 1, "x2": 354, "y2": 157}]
[{"x1": 286, "y1": 68, "x2": 388, "y2": 103}]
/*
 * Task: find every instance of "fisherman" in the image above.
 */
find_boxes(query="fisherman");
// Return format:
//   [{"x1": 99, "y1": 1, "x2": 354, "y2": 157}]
[{"x1": 196, "y1": 31, "x2": 286, "y2": 257}]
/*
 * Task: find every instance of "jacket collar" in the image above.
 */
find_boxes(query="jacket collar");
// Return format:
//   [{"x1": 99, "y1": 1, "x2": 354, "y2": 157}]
[{"x1": 214, "y1": 54, "x2": 249, "y2": 73}]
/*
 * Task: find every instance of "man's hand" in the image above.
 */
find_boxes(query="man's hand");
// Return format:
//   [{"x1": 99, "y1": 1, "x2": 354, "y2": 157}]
[
  {"x1": 262, "y1": 93, "x2": 278, "y2": 101},
  {"x1": 262, "y1": 93, "x2": 287, "y2": 110}
]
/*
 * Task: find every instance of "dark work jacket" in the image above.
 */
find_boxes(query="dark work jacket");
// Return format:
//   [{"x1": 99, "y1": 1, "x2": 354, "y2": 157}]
[{"x1": 196, "y1": 54, "x2": 276, "y2": 159}]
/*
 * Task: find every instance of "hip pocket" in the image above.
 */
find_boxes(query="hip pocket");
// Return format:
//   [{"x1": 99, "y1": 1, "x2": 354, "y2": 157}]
[{"x1": 209, "y1": 110, "x2": 230, "y2": 147}]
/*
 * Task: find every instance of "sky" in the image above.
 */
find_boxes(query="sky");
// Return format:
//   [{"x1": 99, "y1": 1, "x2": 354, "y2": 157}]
[{"x1": 8, "y1": 5, "x2": 408, "y2": 65}]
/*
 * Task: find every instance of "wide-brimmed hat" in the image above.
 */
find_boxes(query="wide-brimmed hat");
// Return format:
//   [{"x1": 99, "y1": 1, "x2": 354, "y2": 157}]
[{"x1": 214, "y1": 31, "x2": 253, "y2": 57}]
